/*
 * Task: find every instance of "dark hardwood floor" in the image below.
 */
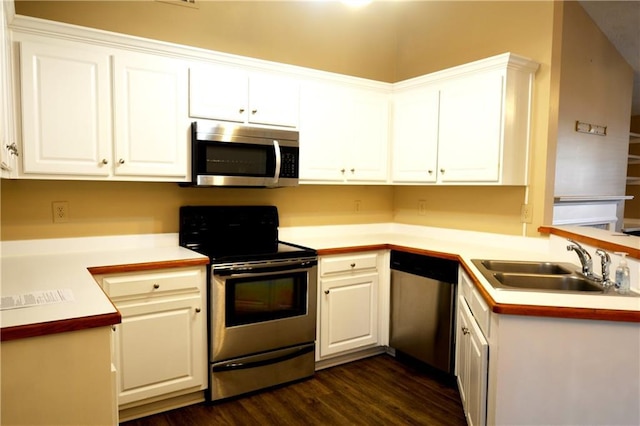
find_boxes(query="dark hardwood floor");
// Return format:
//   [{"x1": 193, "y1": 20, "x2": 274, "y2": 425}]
[{"x1": 121, "y1": 354, "x2": 467, "y2": 426}]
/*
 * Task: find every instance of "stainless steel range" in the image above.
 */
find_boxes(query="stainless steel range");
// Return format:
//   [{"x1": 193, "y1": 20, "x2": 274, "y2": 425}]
[{"x1": 179, "y1": 206, "x2": 317, "y2": 401}]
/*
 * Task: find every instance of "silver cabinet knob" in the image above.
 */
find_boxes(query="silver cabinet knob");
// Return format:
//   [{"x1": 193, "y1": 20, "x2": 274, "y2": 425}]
[
  {"x1": 153, "y1": 283, "x2": 160, "y2": 289},
  {"x1": 195, "y1": 307, "x2": 201, "y2": 313},
  {"x1": 101, "y1": 159, "x2": 108, "y2": 165},
  {"x1": 324, "y1": 290, "x2": 330, "y2": 294},
  {"x1": 6, "y1": 143, "x2": 18, "y2": 156},
  {"x1": 118, "y1": 159, "x2": 125, "y2": 165}
]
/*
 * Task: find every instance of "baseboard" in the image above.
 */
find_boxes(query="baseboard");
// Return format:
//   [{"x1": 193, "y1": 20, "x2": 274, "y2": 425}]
[
  {"x1": 315, "y1": 346, "x2": 387, "y2": 370},
  {"x1": 118, "y1": 390, "x2": 205, "y2": 422}
]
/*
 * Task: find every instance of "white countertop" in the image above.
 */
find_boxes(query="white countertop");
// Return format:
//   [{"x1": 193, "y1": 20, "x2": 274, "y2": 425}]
[
  {"x1": 1, "y1": 225, "x2": 637, "y2": 338},
  {"x1": 1, "y1": 234, "x2": 208, "y2": 333},
  {"x1": 282, "y1": 223, "x2": 640, "y2": 312}
]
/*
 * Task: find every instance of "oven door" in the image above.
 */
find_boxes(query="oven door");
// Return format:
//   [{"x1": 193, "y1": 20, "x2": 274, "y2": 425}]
[{"x1": 211, "y1": 258, "x2": 318, "y2": 362}]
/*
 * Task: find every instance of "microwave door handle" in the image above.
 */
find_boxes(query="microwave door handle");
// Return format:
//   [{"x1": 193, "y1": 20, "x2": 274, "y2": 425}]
[{"x1": 272, "y1": 139, "x2": 281, "y2": 185}]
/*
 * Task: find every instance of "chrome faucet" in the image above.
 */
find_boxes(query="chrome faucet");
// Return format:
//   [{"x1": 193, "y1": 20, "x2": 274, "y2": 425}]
[
  {"x1": 595, "y1": 249, "x2": 615, "y2": 288},
  {"x1": 566, "y1": 239, "x2": 593, "y2": 278}
]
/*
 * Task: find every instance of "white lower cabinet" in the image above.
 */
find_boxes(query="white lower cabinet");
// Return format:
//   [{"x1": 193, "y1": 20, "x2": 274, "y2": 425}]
[
  {"x1": 456, "y1": 270, "x2": 489, "y2": 426},
  {"x1": 96, "y1": 266, "x2": 207, "y2": 408},
  {"x1": 318, "y1": 251, "x2": 388, "y2": 360}
]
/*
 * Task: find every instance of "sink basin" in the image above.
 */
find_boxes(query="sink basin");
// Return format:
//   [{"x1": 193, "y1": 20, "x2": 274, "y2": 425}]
[
  {"x1": 471, "y1": 258, "x2": 606, "y2": 294},
  {"x1": 478, "y1": 260, "x2": 574, "y2": 275},
  {"x1": 493, "y1": 273, "x2": 603, "y2": 292}
]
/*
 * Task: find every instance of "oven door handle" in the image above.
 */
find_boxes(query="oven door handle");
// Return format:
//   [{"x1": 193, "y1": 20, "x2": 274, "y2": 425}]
[
  {"x1": 211, "y1": 344, "x2": 314, "y2": 372},
  {"x1": 214, "y1": 259, "x2": 317, "y2": 277}
]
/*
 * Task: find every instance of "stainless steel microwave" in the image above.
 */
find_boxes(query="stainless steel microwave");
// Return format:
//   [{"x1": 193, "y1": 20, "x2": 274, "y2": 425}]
[{"x1": 189, "y1": 121, "x2": 300, "y2": 187}]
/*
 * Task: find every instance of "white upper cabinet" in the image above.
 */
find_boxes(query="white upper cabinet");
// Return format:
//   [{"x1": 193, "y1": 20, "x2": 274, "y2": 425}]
[
  {"x1": 437, "y1": 71, "x2": 504, "y2": 183},
  {"x1": 19, "y1": 40, "x2": 113, "y2": 176},
  {"x1": 391, "y1": 87, "x2": 440, "y2": 183},
  {"x1": 392, "y1": 53, "x2": 538, "y2": 185},
  {"x1": 113, "y1": 52, "x2": 189, "y2": 178},
  {"x1": 10, "y1": 16, "x2": 537, "y2": 186},
  {"x1": 299, "y1": 80, "x2": 390, "y2": 183},
  {"x1": 17, "y1": 35, "x2": 190, "y2": 181},
  {"x1": 189, "y1": 64, "x2": 299, "y2": 128}
]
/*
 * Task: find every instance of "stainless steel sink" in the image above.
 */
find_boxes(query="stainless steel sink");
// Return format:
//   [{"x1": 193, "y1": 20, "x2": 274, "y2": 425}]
[
  {"x1": 471, "y1": 259, "x2": 604, "y2": 294},
  {"x1": 493, "y1": 273, "x2": 603, "y2": 292},
  {"x1": 471, "y1": 259, "x2": 637, "y2": 296},
  {"x1": 479, "y1": 260, "x2": 573, "y2": 275}
]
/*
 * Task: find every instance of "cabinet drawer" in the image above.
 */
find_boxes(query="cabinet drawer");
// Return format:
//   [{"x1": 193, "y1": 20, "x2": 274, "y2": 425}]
[
  {"x1": 320, "y1": 253, "x2": 378, "y2": 276},
  {"x1": 101, "y1": 268, "x2": 202, "y2": 299}
]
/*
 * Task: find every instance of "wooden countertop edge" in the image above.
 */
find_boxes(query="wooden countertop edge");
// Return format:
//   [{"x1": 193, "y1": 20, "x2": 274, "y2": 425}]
[
  {"x1": 317, "y1": 243, "x2": 639, "y2": 323},
  {"x1": 1, "y1": 311, "x2": 122, "y2": 342},
  {"x1": 87, "y1": 257, "x2": 210, "y2": 275},
  {"x1": 538, "y1": 226, "x2": 640, "y2": 260}
]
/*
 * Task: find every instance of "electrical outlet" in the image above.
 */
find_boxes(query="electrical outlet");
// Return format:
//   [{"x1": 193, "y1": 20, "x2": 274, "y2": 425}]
[
  {"x1": 354, "y1": 200, "x2": 362, "y2": 213},
  {"x1": 418, "y1": 200, "x2": 427, "y2": 216},
  {"x1": 52, "y1": 201, "x2": 69, "y2": 223},
  {"x1": 520, "y1": 203, "x2": 533, "y2": 224}
]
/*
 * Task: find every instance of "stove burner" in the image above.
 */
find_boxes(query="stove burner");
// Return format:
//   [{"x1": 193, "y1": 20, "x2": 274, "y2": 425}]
[{"x1": 179, "y1": 205, "x2": 316, "y2": 262}]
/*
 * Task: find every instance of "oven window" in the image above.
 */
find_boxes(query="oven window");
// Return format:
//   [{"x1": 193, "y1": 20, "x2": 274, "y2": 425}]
[
  {"x1": 200, "y1": 143, "x2": 275, "y2": 177},
  {"x1": 226, "y1": 272, "x2": 308, "y2": 327}
]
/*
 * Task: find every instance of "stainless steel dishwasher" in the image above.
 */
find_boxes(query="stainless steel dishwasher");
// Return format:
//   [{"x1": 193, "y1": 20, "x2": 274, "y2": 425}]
[{"x1": 390, "y1": 250, "x2": 458, "y2": 374}]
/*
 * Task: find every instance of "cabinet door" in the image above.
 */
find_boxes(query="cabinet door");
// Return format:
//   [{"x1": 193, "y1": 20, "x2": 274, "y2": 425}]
[
  {"x1": 392, "y1": 87, "x2": 439, "y2": 183},
  {"x1": 319, "y1": 272, "x2": 379, "y2": 357},
  {"x1": 299, "y1": 81, "x2": 350, "y2": 182},
  {"x1": 113, "y1": 295, "x2": 204, "y2": 405},
  {"x1": 189, "y1": 64, "x2": 248, "y2": 123},
  {"x1": 113, "y1": 53, "x2": 189, "y2": 179},
  {"x1": 347, "y1": 88, "x2": 389, "y2": 182},
  {"x1": 456, "y1": 295, "x2": 471, "y2": 416},
  {"x1": 0, "y1": 1, "x2": 16, "y2": 176},
  {"x1": 20, "y1": 41, "x2": 112, "y2": 176},
  {"x1": 457, "y1": 296, "x2": 488, "y2": 426},
  {"x1": 248, "y1": 73, "x2": 299, "y2": 128},
  {"x1": 438, "y1": 72, "x2": 504, "y2": 183},
  {"x1": 299, "y1": 81, "x2": 389, "y2": 183}
]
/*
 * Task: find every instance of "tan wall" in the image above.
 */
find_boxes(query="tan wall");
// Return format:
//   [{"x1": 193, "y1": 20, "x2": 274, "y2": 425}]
[
  {"x1": 0, "y1": 180, "x2": 393, "y2": 240},
  {"x1": 0, "y1": 0, "x2": 579, "y2": 241},
  {"x1": 393, "y1": 186, "x2": 527, "y2": 235},
  {"x1": 14, "y1": 0, "x2": 398, "y2": 82},
  {"x1": 554, "y1": 1, "x2": 633, "y2": 199},
  {"x1": 1, "y1": 327, "x2": 115, "y2": 425}
]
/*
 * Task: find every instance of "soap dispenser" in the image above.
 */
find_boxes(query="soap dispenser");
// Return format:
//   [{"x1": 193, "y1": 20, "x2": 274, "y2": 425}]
[{"x1": 614, "y1": 252, "x2": 630, "y2": 295}]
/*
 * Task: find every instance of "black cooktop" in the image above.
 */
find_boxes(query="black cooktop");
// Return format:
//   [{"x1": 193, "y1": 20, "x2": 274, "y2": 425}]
[{"x1": 179, "y1": 205, "x2": 316, "y2": 263}]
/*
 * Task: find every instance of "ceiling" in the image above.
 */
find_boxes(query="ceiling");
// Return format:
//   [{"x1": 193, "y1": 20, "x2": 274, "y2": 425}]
[{"x1": 579, "y1": 1, "x2": 640, "y2": 116}]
